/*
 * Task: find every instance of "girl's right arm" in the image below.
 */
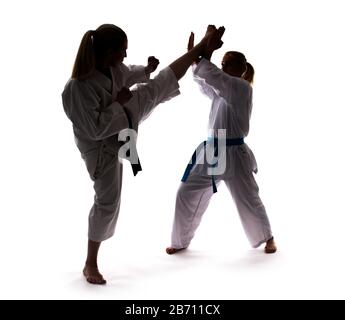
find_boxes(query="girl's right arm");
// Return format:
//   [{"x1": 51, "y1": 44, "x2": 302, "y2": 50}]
[{"x1": 193, "y1": 59, "x2": 251, "y2": 102}]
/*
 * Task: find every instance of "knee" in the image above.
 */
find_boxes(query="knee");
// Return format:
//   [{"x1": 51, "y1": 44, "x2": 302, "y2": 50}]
[
  {"x1": 176, "y1": 182, "x2": 190, "y2": 200},
  {"x1": 94, "y1": 193, "x2": 121, "y2": 213}
]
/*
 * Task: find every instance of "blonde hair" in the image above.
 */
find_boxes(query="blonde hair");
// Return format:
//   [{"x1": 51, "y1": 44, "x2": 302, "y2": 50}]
[{"x1": 242, "y1": 62, "x2": 255, "y2": 84}]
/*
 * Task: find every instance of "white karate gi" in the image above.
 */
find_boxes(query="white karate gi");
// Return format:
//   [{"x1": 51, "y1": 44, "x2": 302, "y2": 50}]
[
  {"x1": 171, "y1": 58, "x2": 272, "y2": 249},
  {"x1": 62, "y1": 64, "x2": 179, "y2": 241}
]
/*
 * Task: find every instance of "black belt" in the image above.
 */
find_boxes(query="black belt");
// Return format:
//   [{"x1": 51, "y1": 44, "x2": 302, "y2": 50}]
[{"x1": 122, "y1": 107, "x2": 142, "y2": 176}]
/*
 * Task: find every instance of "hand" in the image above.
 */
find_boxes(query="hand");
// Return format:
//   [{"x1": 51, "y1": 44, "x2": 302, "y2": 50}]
[
  {"x1": 145, "y1": 56, "x2": 160, "y2": 74},
  {"x1": 187, "y1": 32, "x2": 194, "y2": 51},
  {"x1": 205, "y1": 25, "x2": 217, "y2": 37},
  {"x1": 115, "y1": 87, "x2": 133, "y2": 105},
  {"x1": 188, "y1": 32, "x2": 201, "y2": 64},
  {"x1": 201, "y1": 26, "x2": 225, "y2": 61},
  {"x1": 199, "y1": 24, "x2": 218, "y2": 49},
  {"x1": 206, "y1": 26, "x2": 225, "y2": 51},
  {"x1": 201, "y1": 25, "x2": 217, "y2": 43}
]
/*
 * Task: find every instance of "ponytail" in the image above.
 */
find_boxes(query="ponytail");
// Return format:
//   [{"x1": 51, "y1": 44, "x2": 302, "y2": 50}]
[
  {"x1": 71, "y1": 30, "x2": 95, "y2": 80},
  {"x1": 71, "y1": 25, "x2": 127, "y2": 80},
  {"x1": 242, "y1": 62, "x2": 254, "y2": 84}
]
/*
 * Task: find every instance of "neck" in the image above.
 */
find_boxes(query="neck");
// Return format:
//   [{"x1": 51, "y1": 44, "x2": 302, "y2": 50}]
[
  {"x1": 95, "y1": 56, "x2": 112, "y2": 78},
  {"x1": 96, "y1": 64, "x2": 112, "y2": 80},
  {"x1": 227, "y1": 71, "x2": 242, "y2": 78}
]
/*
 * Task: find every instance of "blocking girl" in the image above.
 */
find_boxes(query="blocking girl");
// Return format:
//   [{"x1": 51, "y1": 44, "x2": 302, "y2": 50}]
[{"x1": 166, "y1": 29, "x2": 277, "y2": 256}]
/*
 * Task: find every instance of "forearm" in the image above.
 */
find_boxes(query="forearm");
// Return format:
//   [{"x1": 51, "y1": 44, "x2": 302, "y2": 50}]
[
  {"x1": 202, "y1": 47, "x2": 214, "y2": 61},
  {"x1": 202, "y1": 26, "x2": 224, "y2": 62},
  {"x1": 169, "y1": 42, "x2": 204, "y2": 80},
  {"x1": 144, "y1": 66, "x2": 151, "y2": 77}
]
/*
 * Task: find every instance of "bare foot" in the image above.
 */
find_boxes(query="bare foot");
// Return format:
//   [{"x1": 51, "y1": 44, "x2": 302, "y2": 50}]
[
  {"x1": 166, "y1": 247, "x2": 186, "y2": 255},
  {"x1": 264, "y1": 238, "x2": 277, "y2": 254},
  {"x1": 83, "y1": 265, "x2": 106, "y2": 285}
]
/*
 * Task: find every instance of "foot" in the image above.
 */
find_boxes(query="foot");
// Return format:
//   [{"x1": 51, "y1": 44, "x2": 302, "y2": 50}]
[
  {"x1": 83, "y1": 265, "x2": 106, "y2": 285},
  {"x1": 264, "y1": 238, "x2": 277, "y2": 254},
  {"x1": 166, "y1": 247, "x2": 186, "y2": 255}
]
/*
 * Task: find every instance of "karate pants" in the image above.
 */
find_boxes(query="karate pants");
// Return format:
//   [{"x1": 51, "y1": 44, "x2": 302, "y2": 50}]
[
  {"x1": 88, "y1": 141, "x2": 123, "y2": 242},
  {"x1": 171, "y1": 166, "x2": 273, "y2": 249}
]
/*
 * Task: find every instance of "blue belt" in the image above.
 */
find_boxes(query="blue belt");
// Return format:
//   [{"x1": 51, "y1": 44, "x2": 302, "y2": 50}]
[{"x1": 181, "y1": 137, "x2": 244, "y2": 193}]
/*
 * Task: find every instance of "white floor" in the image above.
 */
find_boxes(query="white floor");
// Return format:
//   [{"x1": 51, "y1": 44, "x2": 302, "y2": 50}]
[
  {"x1": 2, "y1": 179, "x2": 345, "y2": 300},
  {"x1": 2, "y1": 0, "x2": 345, "y2": 299}
]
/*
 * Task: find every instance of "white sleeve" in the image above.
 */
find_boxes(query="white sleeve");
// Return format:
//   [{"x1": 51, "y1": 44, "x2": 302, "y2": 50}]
[
  {"x1": 192, "y1": 64, "x2": 216, "y2": 100},
  {"x1": 193, "y1": 58, "x2": 250, "y2": 102},
  {"x1": 62, "y1": 80, "x2": 129, "y2": 141},
  {"x1": 125, "y1": 64, "x2": 149, "y2": 87}
]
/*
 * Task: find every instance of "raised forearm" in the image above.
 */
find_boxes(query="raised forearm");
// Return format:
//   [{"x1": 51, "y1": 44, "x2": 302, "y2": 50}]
[
  {"x1": 169, "y1": 42, "x2": 205, "y2": 80},
  {"x1": 202, "y1": 47, "x2": 214, "y2": 61}
]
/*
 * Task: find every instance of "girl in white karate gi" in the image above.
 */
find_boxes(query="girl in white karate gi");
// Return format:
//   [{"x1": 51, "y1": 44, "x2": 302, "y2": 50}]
[
  {"x1": 62, "y1": 24, "x2": 225, "y2": 284},
  {"x1": 166, "y1": 29, "x2": 277, "y2": 255}
]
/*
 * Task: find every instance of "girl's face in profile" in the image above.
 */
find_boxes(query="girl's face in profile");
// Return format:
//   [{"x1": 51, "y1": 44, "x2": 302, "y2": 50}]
[
  {"x1": 221, "y1": 54, "x2": 237, "y2": 75},
  {"x1": 109, "y1": 40, "x2": 128, "y2": 67},
  {"x1": 221, "y1": 53, "x2": 245, "y2": 78}
]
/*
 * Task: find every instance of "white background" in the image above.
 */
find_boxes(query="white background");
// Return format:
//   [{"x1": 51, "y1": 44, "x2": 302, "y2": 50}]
[{"x1": 0, "y1": 0, "x2": 345, "y2": 299}]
